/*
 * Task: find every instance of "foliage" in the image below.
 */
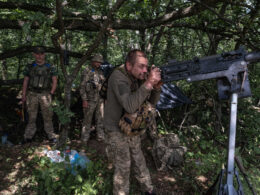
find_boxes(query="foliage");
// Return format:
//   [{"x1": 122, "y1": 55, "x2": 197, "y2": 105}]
[
  {"x1": 0, "y1": 0, "x2": 259, "y2": 194},
  {"x1": 32, "y1": 155, "x2": 112, "y2": 194},
  {"x1": 51, "y1": 99, "x2": 75, "y2": 125}
]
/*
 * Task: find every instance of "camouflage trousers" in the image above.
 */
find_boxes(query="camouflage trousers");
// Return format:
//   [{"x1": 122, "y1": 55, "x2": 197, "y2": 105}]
[
  {"x1": 24, "y1": 91, "x2": 56, "y2": 140},
  {"x1": 106, "y1": 130, "x2": 153, "y2": 195},
  {"x1": 146, "y1": 111, "x2": 158, "y2": 140},
  {"x1": 81, "y1": 99, "x2": 104, "y2": 142}
]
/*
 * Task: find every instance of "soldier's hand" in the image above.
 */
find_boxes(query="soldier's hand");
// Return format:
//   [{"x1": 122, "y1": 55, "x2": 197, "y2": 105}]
[
  {"x1": 145, "y1": 65, "x2": 161, "y2": 89},
  {"x1": 82, "y1": 100, "x2": 88, "y2": 108}
]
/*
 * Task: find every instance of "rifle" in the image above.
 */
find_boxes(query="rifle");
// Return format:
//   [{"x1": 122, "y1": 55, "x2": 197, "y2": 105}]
[{"x1": 159, "y1": 47, "x2": 260, "y2": 195}]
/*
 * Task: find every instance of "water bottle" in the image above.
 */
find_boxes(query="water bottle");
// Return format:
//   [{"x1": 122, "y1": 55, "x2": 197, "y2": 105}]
[{"x1": 46, "y1": 150, "x2": 64, "y2": 162}]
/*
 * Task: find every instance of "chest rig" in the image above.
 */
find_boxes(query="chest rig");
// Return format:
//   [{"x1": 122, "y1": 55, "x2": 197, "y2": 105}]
[{"x1": 29, "y1": 63, "x2": 51, "y2": 91}]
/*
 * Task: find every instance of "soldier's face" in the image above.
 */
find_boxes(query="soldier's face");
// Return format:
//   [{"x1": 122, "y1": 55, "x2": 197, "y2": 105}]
[
  {"x1": 92, "y1": 61, "x2": 102, "y2": 69},
  {"x1": 128, "y1": 56, "x2": 148, "y2": 80},
  {"x1": 33, "y1": 52, "x2": 45, "y2": 65}
]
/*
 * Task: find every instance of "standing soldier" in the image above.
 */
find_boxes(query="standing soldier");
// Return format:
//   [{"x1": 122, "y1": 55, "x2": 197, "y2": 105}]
[
  {"x1": 22, "y1": 46, "x2": 58, "y2": 143},
  {"x1": 80, "y1": 54, "x2": 105, "y2": 144},
  {"x1": 104, "y1": 49, "x2": 161, "y2": 195}
]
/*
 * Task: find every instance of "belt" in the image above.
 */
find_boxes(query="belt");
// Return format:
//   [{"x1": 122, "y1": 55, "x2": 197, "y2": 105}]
[{"x1": 29, "y1": 88, "x2": 48, "y2": 93}]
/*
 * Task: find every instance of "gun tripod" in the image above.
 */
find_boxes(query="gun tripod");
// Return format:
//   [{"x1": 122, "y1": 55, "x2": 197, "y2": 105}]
[{"x1": 216, "y1": 93, "x2": 256, "y2": 195}]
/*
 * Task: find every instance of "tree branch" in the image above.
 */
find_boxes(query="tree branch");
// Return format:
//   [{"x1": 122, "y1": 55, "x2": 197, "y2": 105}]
[
  {"x1": 51, "y1": 0, "x2": 67, "y2": 78},
  {"x1": 71, "y1": 0, "x2": 126, "y2": 80},
  {"x1": 0, "y1": 46, "x2": 83, "y2": 60},
  {"x1": 0, "y1": 1, "x2": 53, "y2": 14},
  {"x1": 0, "y1": 79, "x2": 23, "y2": 86},
  {"x1": 0, "y1": 0, "x2": 228, "y2": 31}
]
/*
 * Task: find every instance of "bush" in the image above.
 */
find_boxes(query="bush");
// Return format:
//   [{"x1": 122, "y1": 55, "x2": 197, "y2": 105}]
[{"x1": 33, "y1": 155, "x2": 113, "y2": 194}]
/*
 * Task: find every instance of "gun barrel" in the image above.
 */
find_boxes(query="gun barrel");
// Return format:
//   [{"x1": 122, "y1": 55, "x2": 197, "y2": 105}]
[{"x1": 245, "y1": 52, "x2": 260, "y2": 63}]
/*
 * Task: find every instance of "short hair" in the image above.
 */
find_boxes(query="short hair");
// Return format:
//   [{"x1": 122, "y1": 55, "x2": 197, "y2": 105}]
[{"x1": 125, "y1": 49, "x2": 147, "y2": 65}]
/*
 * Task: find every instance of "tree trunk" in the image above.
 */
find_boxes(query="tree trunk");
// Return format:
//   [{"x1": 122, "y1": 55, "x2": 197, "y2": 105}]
[
  {"x1": 57, "y1": 78, "x2": 73, "y2": 148},
  {"x1": 1, "y1": 60, "x2": 7, "y2": 80}
]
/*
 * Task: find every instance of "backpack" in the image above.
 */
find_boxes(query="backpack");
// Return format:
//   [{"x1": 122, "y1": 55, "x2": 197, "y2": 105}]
[
  {"x1": 152, "y1": 133, "x2": 187, "y2": 171},
  {"x1": 99, "y1": 64, "x2": 116, "y2": 99}
]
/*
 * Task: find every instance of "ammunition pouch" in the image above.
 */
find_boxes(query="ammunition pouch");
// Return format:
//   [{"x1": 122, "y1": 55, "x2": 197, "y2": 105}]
[
  {"x1": 119, "y1": 101, "x2": 156, "y2": 136},
  {"x1": 29, "y1": 64, "x2": 51, "y2": 91}
]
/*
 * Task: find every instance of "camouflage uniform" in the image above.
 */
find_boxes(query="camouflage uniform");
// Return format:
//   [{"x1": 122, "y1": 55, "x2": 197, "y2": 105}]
[
  {"x1": 23, "y1": 62, "x2": 57, "y2": 140},
  {"x1": 104, "y1": 65, "x2": 161, "y2": 194},
  {"x1": 80, "y1": 65, "x2": 105, "y2": 142}
]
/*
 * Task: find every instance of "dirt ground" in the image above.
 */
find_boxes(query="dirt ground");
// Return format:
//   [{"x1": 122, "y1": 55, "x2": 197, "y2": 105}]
[{"x1": 0, "y1": 138, "x2": 191, "y2": 195}]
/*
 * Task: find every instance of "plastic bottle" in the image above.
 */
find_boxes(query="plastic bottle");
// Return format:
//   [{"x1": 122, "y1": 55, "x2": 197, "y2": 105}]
[
  {"x1": 78, "y1": 151, "x2": 90, "y2": 169},
  {"x1": 46, "y1": 150, "x2": 64, "y2": 163}
]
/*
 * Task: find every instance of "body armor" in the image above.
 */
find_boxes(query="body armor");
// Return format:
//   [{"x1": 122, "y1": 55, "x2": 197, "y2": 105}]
[{"x1": 29, "y1": 63, "x2": 51, "y2": 91}]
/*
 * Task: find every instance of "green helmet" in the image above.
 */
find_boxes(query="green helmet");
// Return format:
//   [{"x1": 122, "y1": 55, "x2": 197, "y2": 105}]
[{"x1": 92, "y1": 54, "x2": 104, "y2": 63}]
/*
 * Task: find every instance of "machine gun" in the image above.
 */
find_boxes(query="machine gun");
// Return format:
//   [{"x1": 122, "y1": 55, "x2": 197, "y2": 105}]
[
  {"x1": 160, "y1": 47, "x2": 260, "y2": 195},
  {"x1": 161, "y1": 47, "x2": 260, "y2": 100}
]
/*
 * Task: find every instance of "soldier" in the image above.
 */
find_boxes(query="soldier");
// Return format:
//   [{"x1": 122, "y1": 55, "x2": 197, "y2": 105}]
[
  {"x1": 104, "y1": 49, "x2": 162, "y2": 195},
  {"x1": 79, "y1": 54, "x2": 105, "y2": 144},
  {"x1": 21, "y1": 46, "x2": 58, "y2": 143}
]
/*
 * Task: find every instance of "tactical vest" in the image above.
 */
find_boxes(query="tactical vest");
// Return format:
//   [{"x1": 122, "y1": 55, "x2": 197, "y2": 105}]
[
  {"x1": 84, "y1": 67, "x2": 105, "y2": 101},
  {"x1": 29, "y1": 63, "x2": 52, "y2": 91}
]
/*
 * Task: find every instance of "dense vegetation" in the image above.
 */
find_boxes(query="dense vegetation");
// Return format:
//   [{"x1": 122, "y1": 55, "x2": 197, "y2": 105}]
[{"x1": 0, "y1": 0, "x2": 259, "y2": 194}]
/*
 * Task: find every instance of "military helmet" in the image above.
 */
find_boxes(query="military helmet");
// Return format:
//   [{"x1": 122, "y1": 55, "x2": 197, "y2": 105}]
[{"x1": 92, "y1": 54, "x2": 104, "y2": 63}]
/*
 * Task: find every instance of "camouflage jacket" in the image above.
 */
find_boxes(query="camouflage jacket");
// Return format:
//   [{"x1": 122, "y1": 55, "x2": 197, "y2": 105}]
[
  {"x1": 104, "y1": 65, "x2": 161, "y2": 132},
  {"x1": 80, "y1": 65, "x2": 105, "y2": 101}
]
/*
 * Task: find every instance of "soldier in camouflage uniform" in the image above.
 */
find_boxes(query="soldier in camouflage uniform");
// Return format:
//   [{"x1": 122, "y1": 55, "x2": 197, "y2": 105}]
[
  {"x1": 21, "y1": 46, "x2": 58, "y2": 143},
  {"x1": 104, "y1": 49, "x2": 162, "y2": 195},
  {"x1": 80, "y1": 54, "x2": 105, "y2": 143}
]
